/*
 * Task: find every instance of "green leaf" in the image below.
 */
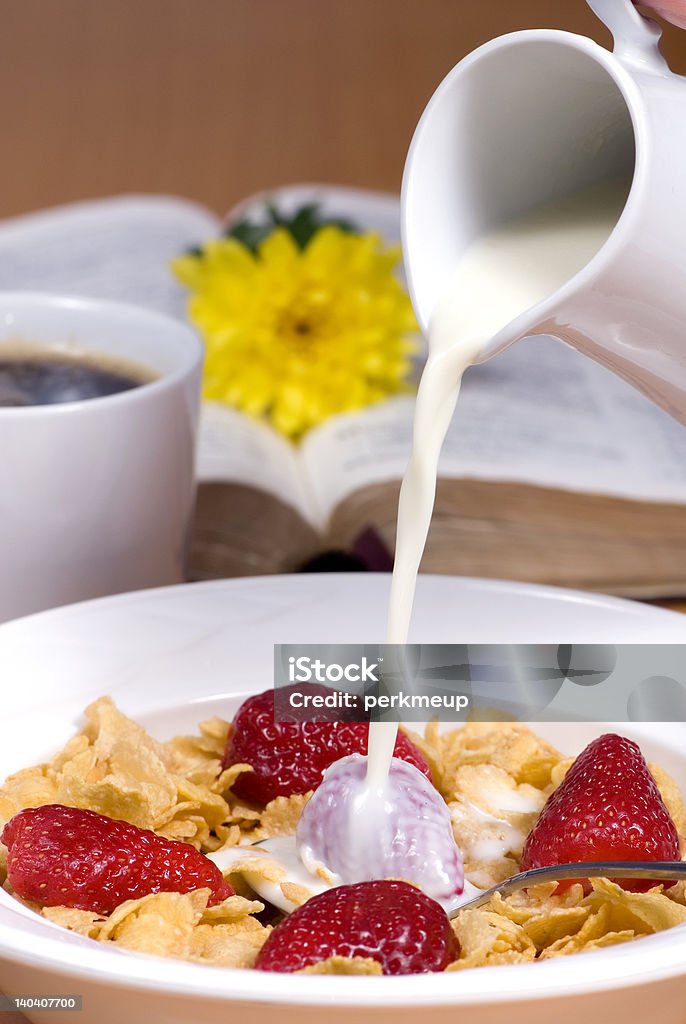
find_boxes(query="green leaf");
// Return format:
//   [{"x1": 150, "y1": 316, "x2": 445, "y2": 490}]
[
  {"x1": 224, "y1": 220, "x2": 274, "y2": 253},
  {"x1": 221, "y1": 201, "x2": 359, "y2": 255}
]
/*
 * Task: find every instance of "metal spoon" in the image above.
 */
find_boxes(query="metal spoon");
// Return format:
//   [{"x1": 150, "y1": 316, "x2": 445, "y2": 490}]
[
  {"x1": 210, "y1": 840, "x2": 686, "y2": 917},
  {"x1": 451, "y1": 860, "x2": 686, "y2": 917}
]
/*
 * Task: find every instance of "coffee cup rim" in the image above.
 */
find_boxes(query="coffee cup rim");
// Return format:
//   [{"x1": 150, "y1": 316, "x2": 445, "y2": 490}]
[{"x1": 0, "y1": 291, "x2": 203, "y2": 415}]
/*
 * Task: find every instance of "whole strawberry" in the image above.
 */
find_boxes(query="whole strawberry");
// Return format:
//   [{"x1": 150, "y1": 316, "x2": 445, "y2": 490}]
[
  {"x1": 224, "y1": 687, "x2": 432, "y2": 805},
  {"x1": 521, "y1": 733, "x2": 680, "y2": 891},
  {"x1": 255, "y1": 879, "x2": 459, "y2": 974},
  {"x1": 2, "y1": 804, "x2": 234, "y2": 913}
]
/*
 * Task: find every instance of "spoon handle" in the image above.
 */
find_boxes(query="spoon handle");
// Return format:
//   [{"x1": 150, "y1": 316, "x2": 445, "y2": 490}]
[{"x1": 452, "y1": 861, "x2": 686, "y2": 917}]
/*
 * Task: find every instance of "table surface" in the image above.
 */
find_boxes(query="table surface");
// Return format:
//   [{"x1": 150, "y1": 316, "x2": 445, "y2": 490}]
[{"x1": 0, "y1": 0, "x2": 685, "y2": 222}]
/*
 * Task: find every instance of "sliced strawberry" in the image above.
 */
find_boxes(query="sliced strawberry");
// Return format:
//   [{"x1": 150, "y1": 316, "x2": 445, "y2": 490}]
[
  {"x1": 223, "y1": 686, "x2": 432, "y2": 805},
  {"x1": 520, "y1": 733, "x2": 680, "y2": 891},
  {"x1": 255, "y1": 879, "x2": 459, "y2": 974},
  {"x1": 2, "y1": 804, "x2": 233, "y2": 914}
]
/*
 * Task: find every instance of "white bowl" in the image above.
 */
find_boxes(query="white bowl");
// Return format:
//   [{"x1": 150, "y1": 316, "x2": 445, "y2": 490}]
[{"x1": 0, "y1": 574, "x2": 684, "y2": 1024}]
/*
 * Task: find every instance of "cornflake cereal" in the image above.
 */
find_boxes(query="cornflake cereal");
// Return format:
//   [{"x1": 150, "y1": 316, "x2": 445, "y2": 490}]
[{"x1": 1, "y1": 700, "x2": 685, "y2": 972}]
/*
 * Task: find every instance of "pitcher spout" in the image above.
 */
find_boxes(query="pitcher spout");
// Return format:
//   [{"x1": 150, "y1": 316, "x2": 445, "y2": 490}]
[{"x1": 402, "y1": 21, "x2": 686, "y2": 425}]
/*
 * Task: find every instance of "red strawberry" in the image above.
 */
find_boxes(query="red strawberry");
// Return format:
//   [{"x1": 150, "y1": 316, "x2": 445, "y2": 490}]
[
  {"x1": 255, "y1": 879, "x2": 459, "y2": 974},
  {"x1": 2, "y1": 804, "x2": 233, "y2": 914},
  {"x1": 520, "y1": 733, "x2": 680, "y2": 891},
  {"x1": 224, "y1": 687, "x2": 432, "y2": 805}
]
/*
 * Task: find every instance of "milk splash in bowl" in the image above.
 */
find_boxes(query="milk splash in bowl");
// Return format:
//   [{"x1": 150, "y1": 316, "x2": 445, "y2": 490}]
[{"x1": 296, "y1": 754, "x2": 465, "y2": 909}]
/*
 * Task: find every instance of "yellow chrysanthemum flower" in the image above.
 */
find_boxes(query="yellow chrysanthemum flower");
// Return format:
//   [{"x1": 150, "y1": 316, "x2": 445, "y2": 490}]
[{"x1": 173, "y1": 225, "x2": 418, "y2": 440}]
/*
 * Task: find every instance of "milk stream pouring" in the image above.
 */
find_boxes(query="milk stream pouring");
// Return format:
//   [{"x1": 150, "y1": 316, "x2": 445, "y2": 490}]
[
  {"x1": 296, "y1": 177, "x2": 632, "y2": 901},
  {"x1": 363, "y1": 0, "x2": 686, "y2": 872},
  {"x1": 367, "y1": 180, "x2": 630, "y2": 804}
]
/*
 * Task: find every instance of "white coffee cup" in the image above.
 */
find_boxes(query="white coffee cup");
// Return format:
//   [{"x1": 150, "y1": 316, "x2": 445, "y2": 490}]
[{"x1": 0, "y1": 292, "x2": 203, "y2": 622}]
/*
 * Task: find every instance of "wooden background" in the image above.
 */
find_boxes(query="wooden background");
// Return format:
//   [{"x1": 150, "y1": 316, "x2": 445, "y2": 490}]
[{"x1": 0, "y1": 0, "x2": 684, "y2": 220}]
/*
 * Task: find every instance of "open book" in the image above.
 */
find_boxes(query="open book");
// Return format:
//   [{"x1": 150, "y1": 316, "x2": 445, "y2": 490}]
[{"x1": 2, "y1": 185, "x2": 686, "y2": 597}]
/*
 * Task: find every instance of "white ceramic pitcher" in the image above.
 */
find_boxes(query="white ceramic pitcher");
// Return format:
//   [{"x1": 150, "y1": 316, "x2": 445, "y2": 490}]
[{"x1": 401, "y1": 0, "x2": 686, "y2": 422}]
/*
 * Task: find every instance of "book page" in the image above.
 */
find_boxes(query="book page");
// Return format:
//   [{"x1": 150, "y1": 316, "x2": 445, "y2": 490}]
[
  {"x1": 301, "y1": 336, "x2": 686, "y2": 525},
  {"x1": 0, "y1": 194, "x2": 219, "y2": 317},
  {"x1": 197, "y1": 402, "x2": 311, "y2": 519}
]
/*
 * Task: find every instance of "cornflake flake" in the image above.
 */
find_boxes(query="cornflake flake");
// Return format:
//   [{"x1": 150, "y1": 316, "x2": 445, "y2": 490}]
[{"x1": 298, "y1": 956, "x2": 383, "y2": 975}]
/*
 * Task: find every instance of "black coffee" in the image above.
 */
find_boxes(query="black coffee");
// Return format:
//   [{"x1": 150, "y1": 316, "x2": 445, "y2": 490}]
[{"x1": 0, "y1": 353, "x2": 152, "y2": 407}]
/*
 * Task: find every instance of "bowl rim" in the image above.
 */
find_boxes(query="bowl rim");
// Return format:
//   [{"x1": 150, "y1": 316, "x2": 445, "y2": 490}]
[
  {"x1": 2, "y1": 572, "x2": 686, "y2": 637},
  {"x1": 0, "y1": 913, "x2": 684, "y2": 1007},
  {"x1": 0, "y1": 573, "x2": 684, "y2": 1005}
]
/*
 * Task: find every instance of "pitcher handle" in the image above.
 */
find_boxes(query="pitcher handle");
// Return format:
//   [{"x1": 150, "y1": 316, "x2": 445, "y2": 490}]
[{"x1": 586, "y1": 0, "x2": 670, "y2": 70}]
